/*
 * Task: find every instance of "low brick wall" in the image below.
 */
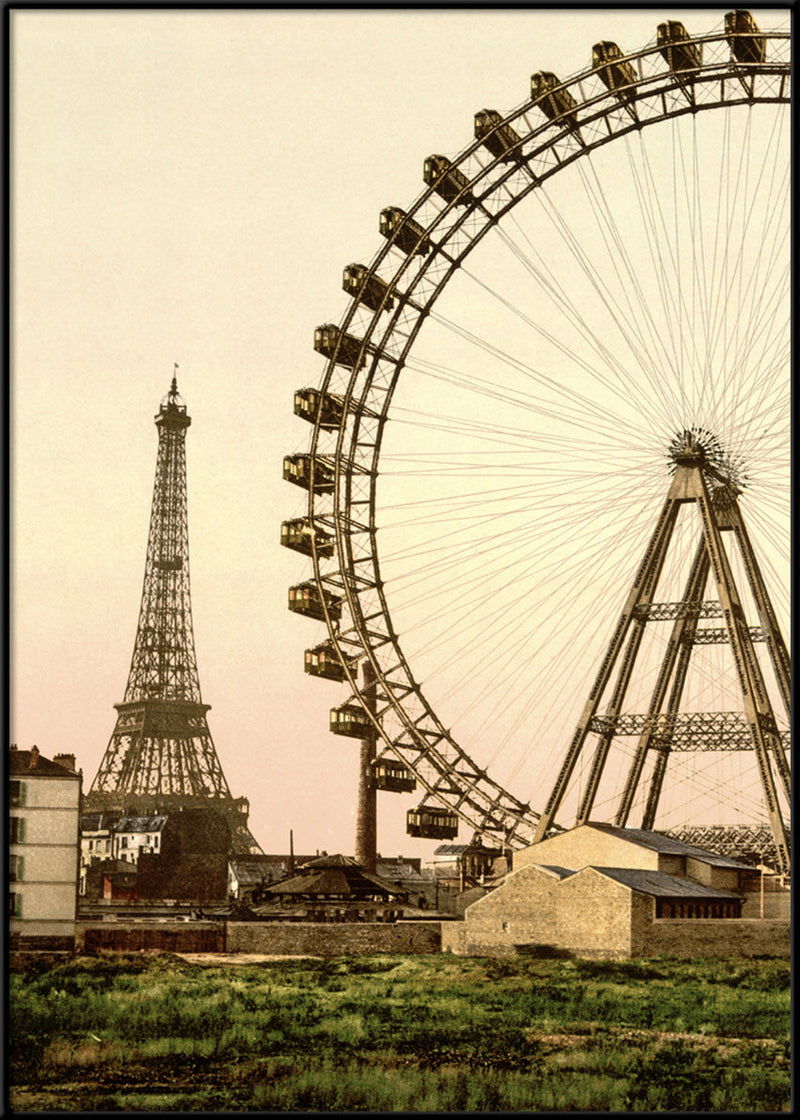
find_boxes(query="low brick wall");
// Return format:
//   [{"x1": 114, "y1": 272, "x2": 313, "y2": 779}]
[
  {"x1": 640, "y1": 918, "x2": 790, "y2": 959},
  {"x1": 227, "y1": 921, "x2": 442, "y2": 957},
  {"x1": 80, "y1": 922, "x2": 225, "y2": 954}
]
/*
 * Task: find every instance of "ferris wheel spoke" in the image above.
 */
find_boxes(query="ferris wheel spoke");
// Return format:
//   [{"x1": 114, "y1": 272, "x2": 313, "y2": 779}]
[{"x1": 289, "y1": 15, "x2": 789, "y2": 854}]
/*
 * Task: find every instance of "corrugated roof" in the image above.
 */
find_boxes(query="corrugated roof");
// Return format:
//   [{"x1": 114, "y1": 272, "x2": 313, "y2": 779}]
[
  {"x1": 433, "y1": 844, "x2": 468, "y2": 858},
  {"x1": 230, "y1": 859, "x2": 289, "y2": 886},
  {"x1": 585, "y1": 823, "x2": 752, "y2": 869},
  {"x1": 589, "y1": 866, "x2": 742, "y2": 900}
]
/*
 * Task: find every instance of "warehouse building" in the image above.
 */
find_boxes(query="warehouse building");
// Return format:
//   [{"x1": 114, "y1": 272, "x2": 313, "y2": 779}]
[{"x1": 442, "y1": 823, "x2": 789, "y2": 959}]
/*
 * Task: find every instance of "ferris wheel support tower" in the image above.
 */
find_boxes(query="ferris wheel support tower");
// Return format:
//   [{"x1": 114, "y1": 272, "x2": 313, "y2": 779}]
[{"x1": 533, "y1": 433, "x2": 790, "y2": 874}]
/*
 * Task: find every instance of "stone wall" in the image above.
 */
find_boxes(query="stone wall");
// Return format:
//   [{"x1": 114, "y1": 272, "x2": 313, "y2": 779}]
[
  {"x1": 514, "y1": 826, "x2": 659, "y2": 873},
  {"x1": 227, "y1": 921, "x2": 442, "y2": 957},
  {"x1": 740, "y1": 891, "x2": 791, "y2": 920},
  {"x1": 556, "y1": 868, "x2": 636, "y2": 958},
  {"x1": 640, "y1": 918, "x2": 790, "y2": 959}
]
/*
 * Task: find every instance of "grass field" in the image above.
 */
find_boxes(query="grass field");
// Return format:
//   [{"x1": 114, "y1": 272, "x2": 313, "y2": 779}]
[{"x1": 8, "y1": 952, "x2": 791, "y2": 1111}]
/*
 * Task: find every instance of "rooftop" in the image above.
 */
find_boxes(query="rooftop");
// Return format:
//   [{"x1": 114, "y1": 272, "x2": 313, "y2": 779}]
[
  {"x1": 590, "y1": 866, "x2": 743, "y2": 900},
  {"x1": 9, "y1": 746, "x2": 80, "y2": 778},
  {"x1": 583, "y1": 822, "x2": 754, "y2": 869}
]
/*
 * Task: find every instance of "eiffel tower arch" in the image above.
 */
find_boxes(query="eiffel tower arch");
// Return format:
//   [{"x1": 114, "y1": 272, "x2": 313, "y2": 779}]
[
  {"x1": 86, "y1": 373, "x2": 262, "y2": 855},
  {"x1": 533, "y1": 431, "x2": 790, "y2": 873}
]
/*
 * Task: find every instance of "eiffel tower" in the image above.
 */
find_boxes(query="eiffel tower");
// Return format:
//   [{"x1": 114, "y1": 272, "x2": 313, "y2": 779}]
[
  {"x1": 86, "y1": 371, "x2": 262, "y2": 855},
  {"x1": 533, "y1": 430, "x2": 790, "y2": 875}
]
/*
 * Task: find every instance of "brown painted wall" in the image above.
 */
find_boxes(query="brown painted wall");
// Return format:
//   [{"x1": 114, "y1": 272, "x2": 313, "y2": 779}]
[{"x1": 79, "y1": 922, "x2": 226, "y2": 953}]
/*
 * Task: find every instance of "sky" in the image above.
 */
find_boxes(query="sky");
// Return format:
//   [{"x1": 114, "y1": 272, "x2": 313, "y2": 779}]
[{"x1": 11, "y1": 7, "x2": 789, "y2": 862}]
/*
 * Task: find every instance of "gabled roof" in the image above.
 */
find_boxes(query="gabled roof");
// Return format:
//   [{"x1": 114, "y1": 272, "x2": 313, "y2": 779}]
[
  {"x1": 584, "y1": 822, "x2": 753, "y2": 869},
  {"x1": 537, "y1": 865, "x2": 575, "y2": 880},
  {"x1": 588, "y1": 866, "x2": 742, "y2": 901},
  {"x1": 9, "y1": 748, "x2": 79, "y2": 778}
]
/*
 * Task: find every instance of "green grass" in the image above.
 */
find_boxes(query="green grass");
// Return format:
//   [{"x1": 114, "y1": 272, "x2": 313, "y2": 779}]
[{"x1": 8, "y1": 953, "x2": 791, "y2": 1111}]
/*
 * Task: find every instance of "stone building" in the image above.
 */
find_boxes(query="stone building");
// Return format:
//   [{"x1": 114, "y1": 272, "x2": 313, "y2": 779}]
[
  {"x1": 442, "y1": 823, "x2": 790, "y2": 960},
  {"x1": 9, "y1": 745, "x2": 82, "y2": 952}
]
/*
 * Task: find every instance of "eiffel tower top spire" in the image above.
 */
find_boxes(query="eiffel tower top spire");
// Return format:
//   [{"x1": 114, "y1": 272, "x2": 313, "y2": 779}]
[
  {"x1": 123, "y1": 371, "x2": 199, "y2": 706},
  {"x1": 87, "y1": 374, "x2": 262, "y2": 854}
]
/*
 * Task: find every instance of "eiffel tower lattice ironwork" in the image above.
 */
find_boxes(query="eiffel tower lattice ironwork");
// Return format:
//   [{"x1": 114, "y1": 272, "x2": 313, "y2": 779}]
[
  {"x1": 86, "y1": 372, "x2": 262, "y2": 854},
  {"x1": 533, "y1": 431, "x2": 790, "y2": 875}
]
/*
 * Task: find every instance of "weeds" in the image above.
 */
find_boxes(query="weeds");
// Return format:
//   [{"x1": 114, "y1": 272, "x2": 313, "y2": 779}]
[{"x1": 8, "y1": 953, "x2": 790, "y2": 1112}]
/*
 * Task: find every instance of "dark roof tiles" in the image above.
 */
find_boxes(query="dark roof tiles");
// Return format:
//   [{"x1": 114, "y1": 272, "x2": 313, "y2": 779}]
[{"x1": 590, "y1": 866, "x2": 742, "y2": 900}]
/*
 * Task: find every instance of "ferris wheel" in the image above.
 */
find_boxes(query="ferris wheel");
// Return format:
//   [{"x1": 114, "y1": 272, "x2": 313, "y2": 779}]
[{"x1": 283, "y1": 12, "x2": 790, "y2": 862}]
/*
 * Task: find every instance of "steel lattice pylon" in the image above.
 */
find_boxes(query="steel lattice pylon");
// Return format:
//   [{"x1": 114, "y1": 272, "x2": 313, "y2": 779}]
[
  {"x1": 86, "y1": 373, "x2": 262, "y2": 854},
  {"x1": 533, "y1": 433, "x2": 790, "y2": 874}
]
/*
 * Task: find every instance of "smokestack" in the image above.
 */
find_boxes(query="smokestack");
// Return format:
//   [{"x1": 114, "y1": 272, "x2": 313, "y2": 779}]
[
  {"x1": 354, "y1": 660, "x2": 377, "y2": 873},
  {"x1": 289, "y1": 828, "x2": 295, "y2": 874},
  {"x1": 29, "y1": 745, "x2": 40, "y2": 769},
  {"x1": 54, "y1": 753, "x2": 76, "y2": 772}
]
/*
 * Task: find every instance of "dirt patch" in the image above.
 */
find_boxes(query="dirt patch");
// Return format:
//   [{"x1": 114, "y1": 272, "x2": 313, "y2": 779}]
[{"x1": 176, "y1": 951, "x2": 322, "y2": 965}]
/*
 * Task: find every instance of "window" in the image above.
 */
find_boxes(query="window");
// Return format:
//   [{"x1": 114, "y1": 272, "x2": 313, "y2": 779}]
[
  {"x1": 9, "y1": 855, "x2": 24, "y2": 882},
  {"x1": 9, "y1": 892, "x2": 22, "y2": 918},
  {"x1": 121, "y1": 837, "x2": 128, "y2": 848},
  {"x1": 88, "y1": 839, "x2": 94, "y2": 851},
  {"x1": 10, "y1": 780, "x2": 26, "y2": 807},
  {"x1": 9, "y1": 817, "x2": 25, "y2": 844}
]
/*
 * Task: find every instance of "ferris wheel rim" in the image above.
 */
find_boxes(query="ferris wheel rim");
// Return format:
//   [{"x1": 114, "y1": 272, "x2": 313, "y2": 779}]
[{"x1": 299, "y1": 18, "x2": 790, "y2": 848}]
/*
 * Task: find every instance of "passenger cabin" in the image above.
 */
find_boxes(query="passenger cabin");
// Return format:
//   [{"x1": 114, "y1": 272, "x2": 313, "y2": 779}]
[
  {"x1": 280, "y1": 518, "x2": 334, "y2": 558},
  {"x1": 288, "y1": 582, "x2": 342, "y2": 622},
  {"x1": 379, "y1": 207, "x2": 432, "y2": 256},
  {"x1": 314, "y1": 324, "x2": 366, "y2": 370},
  {"x1": 330, "y1": 704, "x2": 373, "y2": 739},
  {"x1": 370, "y1": 757, "x2": 417, "y2": 793},
  {"x1": 342, "y1": 264, "x2": 395, "y2": 312},
  {"x1": 407, "y1": 806, "x2": 459, "y2": 840},
  {"x1": 531, "y1": 72, "x2": 580, "y2": 130},
  {"x1": 304, "y1": 641, "x2": 354, "y2": 682},
  {"x1": 725, "y1": 9, "x2": 766, "y2": 64},
  {"x1": 474, "y1": 109, "x2": 521, "y2": 161},
  {"x1": 283, "y1": 454, "x2": 335, "y2": 493},
  {"x1": 657, "y1": 20, "x2": 702, "y2": 72},
  {"x1": 423, "y1": 155, "x2": 473, "y2": 205},
  {"x1": 293, "y1": 387, "x2": 344, "y2": 430},
  {"x1": 593, "y1": 42, "x2": 638, "y2": 97}
]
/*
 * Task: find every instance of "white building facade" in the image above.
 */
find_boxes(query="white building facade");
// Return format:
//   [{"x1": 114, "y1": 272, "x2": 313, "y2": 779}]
[{"x1": 9, "y1": 746, "x2": 82, "y2": 950}]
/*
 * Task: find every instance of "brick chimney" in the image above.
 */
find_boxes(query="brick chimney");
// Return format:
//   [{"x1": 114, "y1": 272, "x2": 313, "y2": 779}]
[
  {"x1": 54, "y1": 753, "x2": 76, "y2": 772},
  {"x1": 29, "y1": 744, "x2": 40, "y2": 769}
]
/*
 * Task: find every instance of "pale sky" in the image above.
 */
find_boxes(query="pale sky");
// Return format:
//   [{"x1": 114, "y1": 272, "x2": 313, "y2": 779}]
[{"x1": 11, "y1": 8, "x2": 789, "y2": 860}]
